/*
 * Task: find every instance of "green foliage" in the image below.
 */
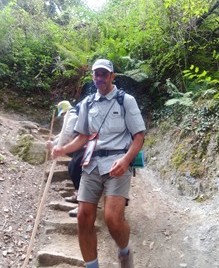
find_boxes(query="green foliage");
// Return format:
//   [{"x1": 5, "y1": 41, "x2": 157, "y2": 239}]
[
  {"x1": 152, "y1": 104, "x2": 188, "y2": 128},
  {"x1": 165, "y1": 78, "x2": 193, "y2": 107},
  {"x1": 171, "y1": 143, "x2": 188, "y2": 169},
  {"x1": 12, "y1": 40, "x2": 55, "y2": 91},
  {"x1": 0, "y1": 0, "x2": 218, "y2": 109},
  {"x1": 163, "y1": 0, "x2": 209, "y2": 20},
  {"x1": 170, "y1": 136, "x2": 207, "y2": 178},
  {"x1": 165, "y1": 95, "x2": 193, "y2": 107},
  {"x1": 0, "y1": 3, "x2": 56, "y2": 91},
  {"x1": 181, "y1": 100, "x2": 219, "y2": 137},
  {"x1": 0, "y1": 63, "x2": 11, "y2": 77},
  {"x1": 183, "y1": 63, "x2": 219, "y2": 86},
  {"x1": 181, "y1": 52, "x2": 219, "y2": 101},
  {"x1": 144, "y1": 136, "x2": 157, "y2": 148}
]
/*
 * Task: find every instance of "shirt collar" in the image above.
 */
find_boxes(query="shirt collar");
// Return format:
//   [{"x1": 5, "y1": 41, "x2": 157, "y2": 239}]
[{"x1": 95, "y1": 86, "x2": 118, "y2": 101}]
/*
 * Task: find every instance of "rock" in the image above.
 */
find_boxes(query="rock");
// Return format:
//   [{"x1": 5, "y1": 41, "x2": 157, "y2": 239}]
[
  {"x1": 19, "y1": 121, "x2": 39, "y2": 130},
  {"x1": 179, "y1": 263, "x2": 188, "y2": 267},
  {"x1": 25, "y1": 141, "x2": 46, "y2": 165},
  {"x1": 2, "y1": 250, "x2": 7, "y2": 257},
  {"x1": 10, "y1": 134, "x2": 46, "y2": 165}
]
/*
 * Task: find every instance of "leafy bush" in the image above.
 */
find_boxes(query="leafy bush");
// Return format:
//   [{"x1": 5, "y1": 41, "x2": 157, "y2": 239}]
[{"x1": 0, "y1": 0, "x2": 218, "y2": 112}]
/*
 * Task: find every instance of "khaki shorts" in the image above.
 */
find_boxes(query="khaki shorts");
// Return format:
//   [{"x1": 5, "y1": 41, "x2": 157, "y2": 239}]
[{"x1": 77, "y1": 167, "x2": 132, "y2": 204}]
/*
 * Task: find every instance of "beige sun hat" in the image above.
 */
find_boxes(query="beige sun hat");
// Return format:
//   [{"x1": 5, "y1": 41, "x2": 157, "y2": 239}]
[{"x1": 57, "y1": 100, "x2": 73, "y2": 117}]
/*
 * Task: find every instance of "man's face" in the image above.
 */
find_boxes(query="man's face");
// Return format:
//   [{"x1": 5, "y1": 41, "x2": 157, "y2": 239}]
[{"x1": 92, "y1": 68, "x2": 115, "y2": 95}]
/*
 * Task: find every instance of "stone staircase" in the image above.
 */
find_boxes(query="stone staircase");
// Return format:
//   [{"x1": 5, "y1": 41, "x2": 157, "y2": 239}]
[
  {"x1": 27, "y1": 155, "x2": 120, "y2": 268},
  {"x1": 35, "y1": 156, "x2": 86, "y2": 267}
]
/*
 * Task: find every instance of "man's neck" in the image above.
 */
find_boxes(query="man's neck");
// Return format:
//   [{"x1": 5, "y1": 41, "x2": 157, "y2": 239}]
[{"x1": 98, "y1": 84, "x2": 114, "y2": 96}]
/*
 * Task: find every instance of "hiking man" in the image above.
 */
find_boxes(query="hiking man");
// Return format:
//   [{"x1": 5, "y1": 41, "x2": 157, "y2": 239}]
[
  {"x1": 46, "y1": 101, "x2": 82, "y2": 217},
  {"x1": 51, "y1": 59, "x2": 146, "y2": 268}
]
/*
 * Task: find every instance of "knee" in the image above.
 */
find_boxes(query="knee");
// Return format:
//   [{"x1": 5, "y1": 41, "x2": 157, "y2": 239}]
[
  {"x1": 77, "y1": 207, "x2": 96, "y2": 230},
  {"x1": 105, "y1": 213, "x2": 123, "y2": 232}
]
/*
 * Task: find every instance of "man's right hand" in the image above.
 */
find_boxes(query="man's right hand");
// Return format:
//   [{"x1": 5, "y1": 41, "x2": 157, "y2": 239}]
[
  {"x1": 51, "y1": 146, "x2": 65, "y2": 159},
  {"x1": 46, "y1": 141, "x2": 53, "y2": 150}
]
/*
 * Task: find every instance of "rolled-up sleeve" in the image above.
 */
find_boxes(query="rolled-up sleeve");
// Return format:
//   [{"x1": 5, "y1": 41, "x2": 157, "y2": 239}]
[{"x1": 124, "y1": 94, "x2": 146, "y2": 136}]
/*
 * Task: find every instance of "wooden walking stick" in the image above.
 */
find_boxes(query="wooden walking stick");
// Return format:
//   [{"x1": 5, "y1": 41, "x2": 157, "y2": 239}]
[
  {"x1": 22, "y1": 109, "x2": 70, "y2": 268},
  {"x1": 37, "y1": 109, "x2": 56, "y2": 205},
  {"x1": 44, "y1": 109, "x2": 56, "y2": 175}
]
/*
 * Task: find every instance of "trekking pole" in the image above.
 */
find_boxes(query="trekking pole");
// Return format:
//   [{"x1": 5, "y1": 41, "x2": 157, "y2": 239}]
[
  {"x1": 37, "y1": 109, "x2": 56, "y2": 205},
  {"x1": 44, "y1": 109, "x2": 56, "y2": 175},
  {"x1": 22, "y1": 109, "x2": 70, "y2": 268}
]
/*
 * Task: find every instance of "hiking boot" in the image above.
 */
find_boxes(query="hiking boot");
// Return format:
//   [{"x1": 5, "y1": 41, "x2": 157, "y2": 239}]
[
  {"x1": 69, "y1": 207, "x2": 78, "y2": 217},
  {"x1": 64, "y1": 194, "x2": 78, "y2": 203},
  {"x1": 119, "y1": 249, "x2": 134, "y2": 268}
]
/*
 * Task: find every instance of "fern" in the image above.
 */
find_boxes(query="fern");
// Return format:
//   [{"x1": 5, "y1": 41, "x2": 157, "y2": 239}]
[{"x1": 165, "y1": 78, "x2": 193, "y2": 107}]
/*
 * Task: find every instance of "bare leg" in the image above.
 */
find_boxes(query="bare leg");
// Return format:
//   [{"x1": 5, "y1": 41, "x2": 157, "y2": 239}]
[
  {"x1": 77, "y1": 202, "x2": 98, "y2": 262},
  {"x1": 104, "y1": 196, "x2": 130, "y2": 248}
]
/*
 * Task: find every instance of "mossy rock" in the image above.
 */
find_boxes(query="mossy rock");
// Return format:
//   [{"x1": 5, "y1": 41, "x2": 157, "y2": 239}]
[
  {"x1": 170, "y1": 136, "x2": 207, "y2": 178},
  {"x1": 170, "y1": 143, "x2": 188, "y2": 169},
  {"x1": 178, "y1": 161, "x2": 205, "y2": 178},
  {"x1": 10, "y1": 134, "x2": 46, "y2": 165},
  {"x1": 144, "y1": 135, "x2": 157, "y2": 148}
]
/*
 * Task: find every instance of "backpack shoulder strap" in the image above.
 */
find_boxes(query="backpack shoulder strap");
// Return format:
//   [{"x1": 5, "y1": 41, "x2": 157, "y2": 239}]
[
  {"x1": 75, "y1": 103, "x2": 81, "y2": 115},
  {"x1": 82, "y1": 90, "x2": 126, "y2": 112},
  {"x1": 116, "y1": 89, "x2": 126, "y2": 115},
  {"x1": 86, "y1": 93, "x2": 95, "y2": 103},
  {"x1": 74, "y1": 93, "x2": 95, "y2": 116},
  {"x1": 116, "y1": 89, "x2": 125, "y2": 105},
  {"x1": 86, "y1": 93, "x2": 95, "y2": 109}
]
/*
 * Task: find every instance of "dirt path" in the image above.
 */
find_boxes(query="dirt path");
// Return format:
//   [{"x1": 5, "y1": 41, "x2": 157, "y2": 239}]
[
  {"x1": 1, "y1": 112, "x2": 219, "y2": 268},
  {"x1": 129, "y1": 168, "x2": 219, "y2": 268},
  {"x1": 34, "y1": 163, "x2": 219, "y2": 268}
]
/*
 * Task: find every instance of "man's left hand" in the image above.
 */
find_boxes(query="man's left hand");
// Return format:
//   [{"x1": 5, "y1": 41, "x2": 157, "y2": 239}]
[{"x1": 109, "y1": 158, "x2": 130, "y2": 177}]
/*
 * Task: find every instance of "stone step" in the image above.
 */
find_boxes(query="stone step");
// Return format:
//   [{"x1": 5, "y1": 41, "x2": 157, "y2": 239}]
[
  {"x1": 35, "y1": 167, "x2": 106, "y2": 268},
  {"x1": 59, "y1": 190, "x2": 75, "y2": 198},
  {"x1": 44, "y1": 210, "x2": 102, "y2": 235},
  {"x1": 48, "y1": 200, "x2": 77, "y2": 212},
  {"x1": 37, "y1": 234, "x2": 84, "y2": 267},
  {"x1": 37, "y1": 256, "x2": 120, "y2": 267},
  {"x1": 45, "y1": 169, "x2": 70, "y2": 182},
  {"x1": 56, "y1": 186, "x2": 74, "y2": 192},
  {"x1": 38, "y1": 261, "x2": 118, "y2": 268},
  {"x1": 37, "y1": 234, "x2": 118, "y2": 268},
  {"x1": 43, "y1": 211, "x2": 78, "y2": 235},
  {"x1": 65, "y1": 181, "x2": 75, "y2": 187},
  {"x1": 57, "y1": 156, "x2": 71, "y2": 166},
  {"x1": 38, "y1": 127, "x2": 51, "y2": 135},
  {"x1": 38, "y1": 265, "x2": 84, "y2": 268},
  {"x1": 50, "y1": 179, "x2": 73, "y2": 189}
]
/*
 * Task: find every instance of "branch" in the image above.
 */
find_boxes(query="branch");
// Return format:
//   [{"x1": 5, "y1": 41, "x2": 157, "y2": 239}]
[{"x1": 196, "y1": 0, "x2": 219, "y2": 27}]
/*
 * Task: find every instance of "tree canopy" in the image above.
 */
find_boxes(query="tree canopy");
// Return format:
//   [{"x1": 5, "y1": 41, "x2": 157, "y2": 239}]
[{"x1": 0, "y1": 0, "x2": 218, "y2": 107}]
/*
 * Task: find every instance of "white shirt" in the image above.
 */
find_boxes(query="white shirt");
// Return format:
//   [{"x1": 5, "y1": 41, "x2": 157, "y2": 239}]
[{"x1": 52, "y1": 109, "x2": 78, "y2": 146}]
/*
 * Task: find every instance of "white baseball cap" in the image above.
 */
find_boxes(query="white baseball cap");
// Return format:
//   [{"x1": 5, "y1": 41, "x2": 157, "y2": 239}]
[{"x1": 92, "y1": 59, "x2": 114, "y2": 72}]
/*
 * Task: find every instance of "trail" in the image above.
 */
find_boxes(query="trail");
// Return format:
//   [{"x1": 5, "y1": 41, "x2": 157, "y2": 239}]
[
  {"x1": 32, "y1": 162, "x2": 219, "y2": 267},
  {"x1": 1, "y1": 112, "x2": 219, "y2": 268}
]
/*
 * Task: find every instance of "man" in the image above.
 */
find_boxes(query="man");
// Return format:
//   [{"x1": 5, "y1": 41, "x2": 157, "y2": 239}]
[
  {"x1": 52, "y1": 59, "x2": 146, "y2": 268},
  {"x1": 46, "y1": 101, "x2": 82, "y2": 217}
]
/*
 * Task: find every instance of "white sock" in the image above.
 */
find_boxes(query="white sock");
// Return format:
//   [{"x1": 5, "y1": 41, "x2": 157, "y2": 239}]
[
  {"x1": 86, "y1": 258, "x2": 99, "y2": 268},
  {"x1": 119, "y1": 245, "x2": 129, "y2": 256}
]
